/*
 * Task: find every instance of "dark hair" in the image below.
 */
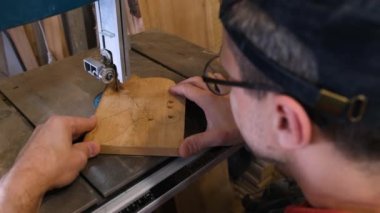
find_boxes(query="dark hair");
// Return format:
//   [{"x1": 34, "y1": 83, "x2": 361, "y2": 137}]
[{"x1": 225, "y1": 0, "x2": 380, "y2": 161}]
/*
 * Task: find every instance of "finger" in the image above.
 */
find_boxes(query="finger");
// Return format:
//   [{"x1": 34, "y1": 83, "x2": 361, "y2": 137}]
[
  {"x1": 179, "y1": 130, "x2": 226, "y2": 157},
  {"x1": 73, "y1": 141, "x2": 100, "y2": 158},
  {"x1": 70, "y1": 141, "x2": 100, "y2": 172},
  {"x1": 170, "y1": 84, "x2": 210, "y2": 108},
  {"x1": 170, "y1": 81, "x2": 205, "y2": 97},
  {"x1": 65, "y1": 116, "x2": 97, "y2": 138},
  {"x1": 177, "y1": 76, "x2": 208, "y2": 90},
  {"x1": 170, "y1": 83, "x2": 210, "y2": 108}
]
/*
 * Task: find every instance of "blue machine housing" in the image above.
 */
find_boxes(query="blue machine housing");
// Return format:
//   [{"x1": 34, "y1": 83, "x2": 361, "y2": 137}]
[{"x1": 0, "y1": 0, "x2": 96, "y2": 31}]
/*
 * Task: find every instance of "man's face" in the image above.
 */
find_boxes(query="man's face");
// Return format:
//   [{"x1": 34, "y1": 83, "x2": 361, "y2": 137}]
[{"x1": 219, "y1": 34, "x2": 283, "y2": 162}]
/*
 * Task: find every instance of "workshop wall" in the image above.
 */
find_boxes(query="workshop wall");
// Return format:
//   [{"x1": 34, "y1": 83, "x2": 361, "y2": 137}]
[
  {"x1": 139, "y1": 0, "x2": 222, "y2": 53},
  {"x1": 0, "y1": 6, "x2": 96, "y2": 76}
]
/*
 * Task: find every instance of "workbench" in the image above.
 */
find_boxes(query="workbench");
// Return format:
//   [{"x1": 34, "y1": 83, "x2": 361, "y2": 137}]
[{"x1": 0, "y1": 32, "x2": 239, "y2": 212}]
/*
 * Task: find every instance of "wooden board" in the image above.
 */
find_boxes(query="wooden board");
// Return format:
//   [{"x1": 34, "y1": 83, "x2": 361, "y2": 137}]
[
  {"x1": 85, "y1": 76, "x2": 185, "y2": 156},
  {"x1": 131, "y1": 31, "x2": 216, "y2": 78}
]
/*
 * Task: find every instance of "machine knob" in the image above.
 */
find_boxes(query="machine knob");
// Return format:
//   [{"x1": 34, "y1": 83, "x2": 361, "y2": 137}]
[{"x1": 99, "y1": 67, "x2": 116, "y2": 84}]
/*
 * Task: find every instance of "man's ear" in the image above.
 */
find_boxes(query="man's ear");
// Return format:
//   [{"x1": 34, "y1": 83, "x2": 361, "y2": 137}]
[{"x1": 272, "y1": 95, "x2": 312, "y2": 150}]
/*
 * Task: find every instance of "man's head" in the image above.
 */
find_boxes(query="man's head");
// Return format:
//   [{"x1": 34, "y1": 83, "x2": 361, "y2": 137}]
[{"x1": 218, "y1": 0, "x2": 380, "y2": 164}]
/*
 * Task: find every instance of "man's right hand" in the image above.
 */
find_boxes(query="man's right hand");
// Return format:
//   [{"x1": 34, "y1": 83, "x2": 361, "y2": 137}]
[
  {"x1": 170, "y1": 76, "x2": 243, "y2": 157},
  {"x1": 0, "y1": 115, "x2": 100, "y2": 212}
]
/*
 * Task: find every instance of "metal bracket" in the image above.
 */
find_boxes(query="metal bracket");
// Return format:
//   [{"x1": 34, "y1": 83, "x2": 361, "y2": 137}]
[{"x1": 83, "y1": 0, "x2": 131, "y2": 87}]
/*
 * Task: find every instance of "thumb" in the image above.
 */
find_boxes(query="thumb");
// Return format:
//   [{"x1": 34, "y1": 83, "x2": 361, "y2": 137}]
[
  {"x1": 179, "y1": 130, "x2": 224, "y2": 157},
  {"x1": 72, "y1": 141, "x2": 100, "y2": 169},
  {"x1": 73, "y1": 141, "x2": 100, "y2": 158}
]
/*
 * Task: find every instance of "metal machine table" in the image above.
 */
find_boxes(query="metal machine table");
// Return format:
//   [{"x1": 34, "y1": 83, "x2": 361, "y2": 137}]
[{"x1": 0, "y1": 32, "x2": 239, "y2": 212}]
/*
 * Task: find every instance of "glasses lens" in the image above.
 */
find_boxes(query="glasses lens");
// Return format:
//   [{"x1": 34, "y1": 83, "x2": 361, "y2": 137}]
[{"x1": 204, "y1": 57, "x2": 231, "y2": 95}]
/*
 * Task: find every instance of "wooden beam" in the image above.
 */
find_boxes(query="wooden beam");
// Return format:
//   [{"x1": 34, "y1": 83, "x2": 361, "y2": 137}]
[
  {"x1": 6, "y1": 26, "x2": 39, "y2": 70},
  {"x1": 82, "y1": 5, "x2": 97, "y2": 49},
  {"x1": 62, "y1": 7, "x2": 89, "y2": 54},
  {"x1": 125, "y1": 0, "x2": 145, "y2": 35},
  {"x1": 24, "y1": 23, "x2": 47, "y2": 65},
  {"x1": 42, "y1": 15, "x2": 69, "y2": 60},
  {"x1": 0, "y1": 33, "x2": 8, "y2": 75}
]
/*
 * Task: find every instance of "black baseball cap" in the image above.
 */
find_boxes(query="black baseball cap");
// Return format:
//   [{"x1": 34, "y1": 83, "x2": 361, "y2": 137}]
[{"x1": 220, "y1": 0, "x2": 380, "y2": 126}]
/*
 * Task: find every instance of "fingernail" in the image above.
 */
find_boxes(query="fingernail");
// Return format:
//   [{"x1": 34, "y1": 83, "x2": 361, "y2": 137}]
[{"x1": 88, "y1": 142, "x2": 100, "y2": 157}]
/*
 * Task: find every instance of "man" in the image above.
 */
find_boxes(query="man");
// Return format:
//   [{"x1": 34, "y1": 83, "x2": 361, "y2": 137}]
[
  {"x1": 1, "y1": 0, "x2": 380, "y2": 212},
  {"x1": 170, "y1": 0, "x2": 380, "y2": 212}
]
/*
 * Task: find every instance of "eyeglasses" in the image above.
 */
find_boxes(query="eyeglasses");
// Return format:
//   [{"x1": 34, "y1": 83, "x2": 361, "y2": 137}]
[
  {"x1": 205, "y1": 0, "x2": 369, "y2": 123},
  {"x1": 202, "y1": 55, "x2": 279, "y2": 96}
]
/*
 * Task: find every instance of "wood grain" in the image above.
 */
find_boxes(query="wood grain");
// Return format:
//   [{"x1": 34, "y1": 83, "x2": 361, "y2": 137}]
[
  {"x1": 24, "y1": 23, "x2": 47, "y2": 65},
  {"x1": 63, "y1": 7, "x2": 89, "y2": 55},
  {"x1": 42, "y1": 15, "x2": 69, "y2": 60},
  {"x1": 0, "y1": 33, "x2": 8, "y2": 75},
  {"x1": 85, "y1": 76, "x2": 185, "y2": 156},
  {"x1": 6, "y1": 26, "x2": 39, "y2": 70},
  {"x1": 139, "y1": 0, "x2": 222, "y2": 53},
  {"x1": 131, "y1": 31, "x2": 216, "y2": 78}
]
